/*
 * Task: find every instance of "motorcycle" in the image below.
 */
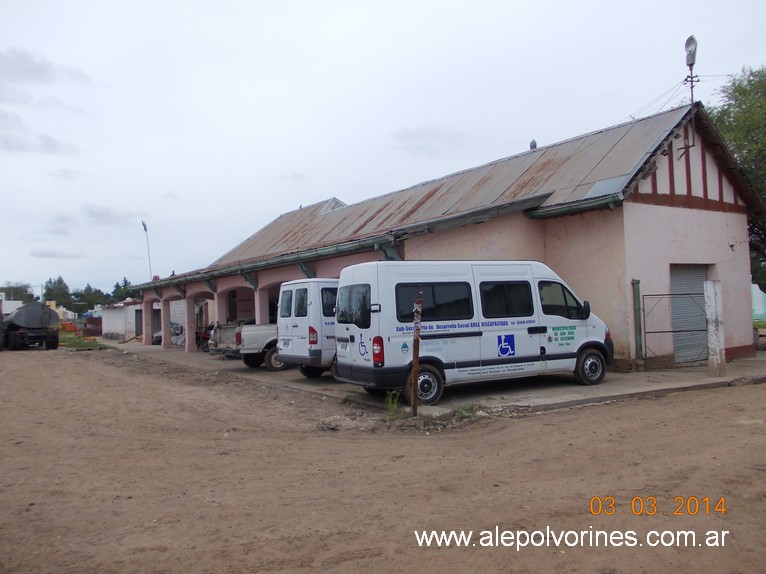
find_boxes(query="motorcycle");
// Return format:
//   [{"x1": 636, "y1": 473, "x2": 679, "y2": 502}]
[{"x1": 195, "y1": 321, "x2": 217, "y2": 352}]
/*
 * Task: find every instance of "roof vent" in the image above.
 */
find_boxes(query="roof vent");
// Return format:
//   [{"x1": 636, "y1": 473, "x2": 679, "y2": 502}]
[{"x1": 319, "y1": 197, "x2": 347, "y2": 214}]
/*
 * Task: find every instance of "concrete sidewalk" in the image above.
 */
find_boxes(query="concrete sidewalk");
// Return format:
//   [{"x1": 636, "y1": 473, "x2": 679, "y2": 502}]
[{"x1": 103, "y1": 340, "x2": 766, "y2": 417}]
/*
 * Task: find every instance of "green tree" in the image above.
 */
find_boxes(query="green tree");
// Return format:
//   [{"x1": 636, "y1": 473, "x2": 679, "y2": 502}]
[
  {"x1": 72, "y1": 284, "x2": 110, "y2": 311},
  {"x1": 707, "y1": 66, "x2": 766, "y2": 290},
  {"x1": 112, "y1": 277, "x2": 139, "y2": 302},
  {"x1": 1, "y1": 282, "x2": 35, "y2": 302},
  {"x1": 43, "y1": 276, "x2": 73, "y2": 310}
]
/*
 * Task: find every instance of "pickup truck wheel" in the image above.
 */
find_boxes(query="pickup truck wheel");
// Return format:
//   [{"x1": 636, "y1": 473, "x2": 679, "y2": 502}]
[
  {"x1": 264, "y1": 347, "x2": 288, "y2": 371},
  {"x1": 242, "y1": 353, "x2": 264, "y2": 368},
  {"x1": 402, "y1": 364, "x2": 444, "y2": 405},
  {"x1": 574, "y1": 348, "x2": 606, "y2": 385},
  {"x1": 299, "y1": 365, "x2": 325, "y2": 378}
]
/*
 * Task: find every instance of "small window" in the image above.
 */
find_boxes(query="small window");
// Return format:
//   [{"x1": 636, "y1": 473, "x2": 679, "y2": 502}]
[
  {"x1": 395, "y1": 283, "x2": 473, "y2": 323},
  {"x1": 539, "y1": 281, "x2": 582, "y2": 319},
  {"x1": 279, "y1": 290, "x2": 293, "y2": 318},
  {"x1": 294, "y1": 288, "x2": 308, "y2": 317},
  {"x1": 480, "y1": 282, "x2": 533, "y2": 318},
  {"x1": 336, "y1": 284, "x2": 371, "y2": 328},
  {"x1": 321, "y1": 287, "x2": 337, "y2": 317}
]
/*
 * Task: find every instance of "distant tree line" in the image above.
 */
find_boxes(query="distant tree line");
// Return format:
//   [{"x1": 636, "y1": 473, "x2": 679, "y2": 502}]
[{"x1": 1, "y1": 277, "x2": 140, "y2": 312}]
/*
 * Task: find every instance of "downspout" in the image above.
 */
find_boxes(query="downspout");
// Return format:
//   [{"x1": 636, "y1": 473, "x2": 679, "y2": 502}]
[{"x1": 631, "y1": 279, "x2": 644, "y2": 370}]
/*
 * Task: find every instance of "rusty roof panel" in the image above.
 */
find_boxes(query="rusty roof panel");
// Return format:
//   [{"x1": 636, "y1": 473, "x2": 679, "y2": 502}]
[{"x1": 212, "y1": 106, "x2": 694, "y2": 268}]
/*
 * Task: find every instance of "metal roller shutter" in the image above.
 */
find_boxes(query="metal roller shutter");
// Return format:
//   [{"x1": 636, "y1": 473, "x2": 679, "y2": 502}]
[{"x1": 670, "y1": 265, "x2": 708, "y2": 363}]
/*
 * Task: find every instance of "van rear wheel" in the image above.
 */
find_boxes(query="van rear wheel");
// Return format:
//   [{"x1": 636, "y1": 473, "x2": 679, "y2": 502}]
[
  {"x1": 574, "y1": 348, "x2": 606, "y2": 385},
  {"x1": 299, "y1": 365, "x2": 325, "y2": 378},
  {"x1": 402, "y1": 364, "x2": 444, "y2": 405}
]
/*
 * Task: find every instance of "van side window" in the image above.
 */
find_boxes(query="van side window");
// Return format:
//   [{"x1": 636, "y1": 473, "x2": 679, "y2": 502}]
[
  {"x1": 538, "y1": 281, "x2": 582, "y2": 319},
  {"x1": 279, "y1": 289, "x2": 293, "y2": 318},
  {"x1": 321, "y1": 288, "x2": 337, "y2": 317},
  {"x1": 336, "y1": 284, "x2": 371, "y2": 328},
  {"x1": 294, "y1": 288, "x2": 308, "y2": 317},
  {"x1": 395, "y1": 283, "x2": 473, "y2": 322},
  {"x1": 480, "y1": 282, "x2": 533, "y2": 318}
]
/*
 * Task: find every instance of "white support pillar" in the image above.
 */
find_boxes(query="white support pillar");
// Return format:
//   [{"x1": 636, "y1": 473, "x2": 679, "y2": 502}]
[{"x1": 704, "y1": 280, "x2": 726, "y2": 376}]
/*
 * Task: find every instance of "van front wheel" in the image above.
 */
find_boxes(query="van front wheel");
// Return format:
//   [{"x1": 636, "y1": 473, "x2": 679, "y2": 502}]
[
  {"x1": 403, "y1": 364, "x2": 444, "y2": 405},
  {"x1": 574, "y1": 349, "x2": 606, "y2": 385}
]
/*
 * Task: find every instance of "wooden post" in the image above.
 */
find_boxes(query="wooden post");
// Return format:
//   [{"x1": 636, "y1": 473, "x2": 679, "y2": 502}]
[{"x1": 411, "y1": 293, "x2": 422, "y2": 417}]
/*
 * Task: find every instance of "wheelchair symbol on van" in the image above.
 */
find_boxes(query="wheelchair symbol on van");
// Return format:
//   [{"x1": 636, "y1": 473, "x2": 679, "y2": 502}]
[
  {"x1": 497, "y1": 334, "x2": 516, "y2": 357},
  {"x1": 358, "y1": 336, "x2": 368, "y2": 356}
]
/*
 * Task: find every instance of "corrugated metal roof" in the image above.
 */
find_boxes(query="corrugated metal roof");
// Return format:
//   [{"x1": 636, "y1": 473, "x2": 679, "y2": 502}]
[{"x1": 212, "y1": 105, "x2": 692, "y2": 269}]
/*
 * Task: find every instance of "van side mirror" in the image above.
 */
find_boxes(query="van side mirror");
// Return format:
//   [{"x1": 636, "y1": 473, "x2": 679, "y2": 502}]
[{"x1": 581, "y1": 301, "x2": 591, "y2": 320}]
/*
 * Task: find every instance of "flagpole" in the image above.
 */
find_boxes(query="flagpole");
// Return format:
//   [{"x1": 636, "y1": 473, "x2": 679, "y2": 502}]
[{"x1": 142, "y1": 221, "x2": 153, "y2": 280}]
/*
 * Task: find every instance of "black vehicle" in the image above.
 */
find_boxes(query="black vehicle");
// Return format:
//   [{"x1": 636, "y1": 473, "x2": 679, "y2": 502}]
[{"x1": 2, "y1": 301, "x2": 60, "y2": 350}]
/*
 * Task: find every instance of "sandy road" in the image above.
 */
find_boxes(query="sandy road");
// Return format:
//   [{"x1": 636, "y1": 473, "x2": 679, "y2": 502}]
[{"x1": 1, "y1": 347, "x2": 764, "y2": 573}]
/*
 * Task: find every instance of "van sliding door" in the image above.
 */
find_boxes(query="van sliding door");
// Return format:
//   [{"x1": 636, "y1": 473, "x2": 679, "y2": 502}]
[{"x1": 476, "y1": 279, "x2": 542, "y2": 376}]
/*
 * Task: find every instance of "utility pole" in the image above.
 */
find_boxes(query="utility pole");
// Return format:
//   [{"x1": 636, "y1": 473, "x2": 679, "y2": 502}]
[{"x1": 142, "y1": 221, "x2": 153, "y2": 280}]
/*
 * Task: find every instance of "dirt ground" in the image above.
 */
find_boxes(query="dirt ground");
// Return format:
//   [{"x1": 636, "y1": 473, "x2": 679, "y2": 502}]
[{"x1": 1, "y1": 347, "x2": 764, "y2": 574}]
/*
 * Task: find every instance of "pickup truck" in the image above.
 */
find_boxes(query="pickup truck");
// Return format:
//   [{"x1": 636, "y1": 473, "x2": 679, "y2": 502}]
[
  {"x1": 209, "y1": 319, "x2": 253, "y2": 358},
  {"x1": 236, "y1": 323, "x2": 288, "y2": 371}
]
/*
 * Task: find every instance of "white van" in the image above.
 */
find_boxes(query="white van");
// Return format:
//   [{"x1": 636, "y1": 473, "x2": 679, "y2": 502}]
[
  {"x1": 276, "y1": 278, "x2": 339, "y2": 378},
  {"x1": 334, "y1": 261, "x2": 613, "y2": 404}
]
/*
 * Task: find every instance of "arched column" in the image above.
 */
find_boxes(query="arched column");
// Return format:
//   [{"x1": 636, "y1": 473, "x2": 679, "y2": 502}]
[
  {"x1": 215, "y1": 293, "x2": 228, "y2": 324},
  {"x1": 184, "y1": 297, "x2": 196, "y2": 353},
  {"x1": 142, "y1": 299, "x2": 154, "y2": 346},
  {"x1": 255, "y1": 288, "x2": 270, "y2": 324},
  {"x1": 161, "y1": 299, "x2": 172, "y2": 349}
]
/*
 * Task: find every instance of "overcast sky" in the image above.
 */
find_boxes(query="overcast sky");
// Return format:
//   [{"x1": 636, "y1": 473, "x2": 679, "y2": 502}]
[{"x1": 1, "y1": 0, "x2": 764, "y2": 297}]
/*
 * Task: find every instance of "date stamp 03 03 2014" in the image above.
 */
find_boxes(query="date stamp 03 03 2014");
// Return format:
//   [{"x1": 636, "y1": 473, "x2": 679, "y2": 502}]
[{"x1": 589, "y1": 495, "x2": 727, "y2": 517}]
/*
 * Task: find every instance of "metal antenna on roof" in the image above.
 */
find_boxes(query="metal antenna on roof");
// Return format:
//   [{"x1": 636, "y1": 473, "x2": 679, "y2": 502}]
[
  {"x1": 679, "y1": 35, "x2": 698, "y2": 157},
  {"x1": 684, "y1": 35, "x2": 698, "y2": 104}
]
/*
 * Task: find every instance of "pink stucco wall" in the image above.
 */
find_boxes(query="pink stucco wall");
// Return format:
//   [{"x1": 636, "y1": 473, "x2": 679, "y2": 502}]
[
  {"x1": 624, "y1": 202, "x2": 752, "y2": 355},
  {"x1": 543, "y1": 209, "x2": 631, "y2": 357},
  {"x1": 404, "y1": 212, "x2": 546, "y2": 260}
]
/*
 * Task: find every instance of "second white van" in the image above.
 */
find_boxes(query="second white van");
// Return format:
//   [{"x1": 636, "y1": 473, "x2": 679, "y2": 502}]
[
  {"x1": 276, "y1": 278, "x2": 338, "y2": 378},
  {"x1": 334, "y1": 261, "x2": 613, "y2": 404}
]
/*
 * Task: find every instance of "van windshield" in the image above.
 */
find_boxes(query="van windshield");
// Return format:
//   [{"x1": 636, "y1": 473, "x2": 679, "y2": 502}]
[{"x1": 336, "y1": 284, "x2": 371, "y2": 328}]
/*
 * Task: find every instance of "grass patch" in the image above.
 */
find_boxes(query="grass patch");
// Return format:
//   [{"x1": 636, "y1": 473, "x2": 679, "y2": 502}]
[
  {"x1": 437, "y1": 404, "x2": 478, "y2": 423},
  {"x1": 754, "y1": 320, "x2": 766, "y2": 330},
  {"x1": 384, "y1": 390, "x2": 411, "y2": 420},
  {"x1": 59, "y1": 331, "x2": 108, "y2": 349}
]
